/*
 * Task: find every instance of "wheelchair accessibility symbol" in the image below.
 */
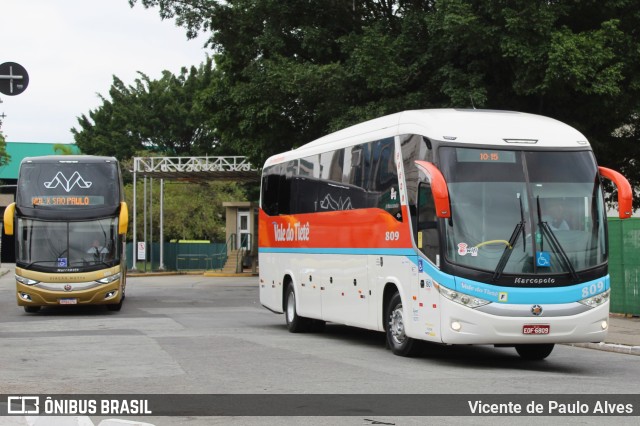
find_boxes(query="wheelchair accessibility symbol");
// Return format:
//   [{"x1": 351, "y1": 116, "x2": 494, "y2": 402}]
[{"x1": 537, "y1": 251, "x2": 551, "y2": 267}]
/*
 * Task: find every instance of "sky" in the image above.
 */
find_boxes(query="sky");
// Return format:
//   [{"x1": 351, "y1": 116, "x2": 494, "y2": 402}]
[{"x1": 0, "y1": 0, "x2": 209, "y2": 144}]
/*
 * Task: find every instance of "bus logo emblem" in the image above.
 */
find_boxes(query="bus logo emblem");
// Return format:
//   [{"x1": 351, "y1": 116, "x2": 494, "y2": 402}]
[
  {"x1": 531, "y1": 305, "x2": 543, "y2": 316},
  {"x1": 44, "y1": 172, "x2": 92, "y2": 192},
  {"x1": 64, "y1": 284, "x2": 72, "y2": 291}
]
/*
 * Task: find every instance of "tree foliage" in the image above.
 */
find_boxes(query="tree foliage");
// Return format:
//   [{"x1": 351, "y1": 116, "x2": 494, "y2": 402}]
[
  {"x1": 128, "y1": 0, "x2": 640, "y2": 206},
  {"x1": 72, "y1": 58, "x2": 250, "y2": 242},
  {"x1": 0, "y1": 118, "x2": 10, "y2": 167},
  {"x1": 72, "y1": 59, "x2": 219, "y2": 159},
  {"x1": 125, "y1": 180, "x2": 246, "y2": 242}
]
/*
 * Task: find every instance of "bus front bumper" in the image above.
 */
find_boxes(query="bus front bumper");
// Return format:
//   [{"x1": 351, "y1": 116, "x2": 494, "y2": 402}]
[
  {"x1": 16, "y1": 280, "x2": 123, "y2": 307},
  {"x1": 437, "y1": 297, "x2": 609, "y2": 345}
]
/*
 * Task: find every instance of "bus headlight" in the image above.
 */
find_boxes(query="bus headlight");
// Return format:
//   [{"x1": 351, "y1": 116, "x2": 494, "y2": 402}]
[
  {"x1": 436, "y1": 283, "x2": 491, "y2": 308},
  {"x1": 578, "y1": 289, "x2": 610, "y2": 308},
  {"x1": 96, "y1": 272, "x2": 121, "y2": 284},
  {"x1": 15, "y1": 274, "x2": 39, "y2": 286}
]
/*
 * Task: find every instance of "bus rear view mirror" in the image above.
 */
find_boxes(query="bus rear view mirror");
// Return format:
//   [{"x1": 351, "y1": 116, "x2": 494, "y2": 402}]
[
  {"x1": 3, "y1": 202, "x2": 15, "y2": 235},
  {"x1": 598, "y1": 167, "x2": 632, "y2": 219},
  {"x1": 414, "y1": 161, "x2": 451, "y2": 218},
  {"x1": 119, "y1": 202, "x2": 129, "y2": 235}
]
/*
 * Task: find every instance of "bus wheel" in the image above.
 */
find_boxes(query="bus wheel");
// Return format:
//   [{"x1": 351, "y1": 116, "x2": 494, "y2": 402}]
[
  {"x1": 107, "y1": 289, "x2": 125, "y2": 312},
  {"x1": 107, "y1": 302, "x2": 123, "y2": 312},
  {"x1": 23, "y1": 306, "x2": 40, "y2": 313},
  {"x1": 107, "y1": 297, "x2": 124, "y2": 312},
  {"x1": 386, "y1": 292, "x2": 419, "y2": 357},
  {"x1": 515, "y1": 344, "x2": 554, "y2": 360},
  {"x1": 284, "y1": 285, "x2": 310, "y2": 333}
]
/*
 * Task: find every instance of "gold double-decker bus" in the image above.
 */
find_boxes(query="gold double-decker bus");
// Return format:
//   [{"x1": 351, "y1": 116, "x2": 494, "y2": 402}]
[{"x1": 3, "y1": 156, "x2": 128, "y2": 313}]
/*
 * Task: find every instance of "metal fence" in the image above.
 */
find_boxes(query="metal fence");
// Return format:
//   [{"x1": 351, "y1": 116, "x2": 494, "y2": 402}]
[
  {"x1": 608, "y1": 218, "x2": 640, "y2": 316},
  {"x1": 126, "y1": 242, "x2": 226, "y2": 271}
]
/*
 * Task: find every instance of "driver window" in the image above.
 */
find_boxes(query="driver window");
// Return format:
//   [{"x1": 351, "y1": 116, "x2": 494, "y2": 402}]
[{"x1": 417, "y1": 182, "x2": 440, "y2": 266}]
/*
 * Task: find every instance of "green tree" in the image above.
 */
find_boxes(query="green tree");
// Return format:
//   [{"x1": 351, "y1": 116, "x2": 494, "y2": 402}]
[
  {"x1": 53, "y1": 143, "x2": 76, "y2": 155},
  {"x1": 0, "y1": 118, "x2": 10, "y2": 167},
  {"x1": 72, "y1": 59, "x2": 218, "y2": 160},
  {"x1": 132, "y1": 0, "x2": 640, "y2": 203},
  {"x1": 74, "y1": 60, "x2": 253, "y2": 242},
  {"x1": 124, "y1": 180, "x2": 246, "y2": 242}
]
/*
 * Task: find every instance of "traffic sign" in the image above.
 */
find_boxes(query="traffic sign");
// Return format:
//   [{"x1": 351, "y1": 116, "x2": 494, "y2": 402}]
[
  {"x1": 137, "y1": 241, "x2": 146, "y2": 260},
  {"x1": 0, "y1": 62, "x2": 29, "y2": 96}
]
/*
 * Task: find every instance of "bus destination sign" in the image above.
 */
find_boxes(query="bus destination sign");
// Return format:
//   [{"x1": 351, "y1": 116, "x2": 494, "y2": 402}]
[
  {"x1": 456, "y1": 148, "x2": 516, "y2": 163},
  {"x1": 32, "y1": 195, "x2": 105, "y2": 206}
]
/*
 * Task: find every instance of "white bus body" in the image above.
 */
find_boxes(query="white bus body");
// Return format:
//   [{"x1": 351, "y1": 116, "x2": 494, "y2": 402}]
[{"x1": 259, "y1": 109, "x2": 632, "y2": 359}]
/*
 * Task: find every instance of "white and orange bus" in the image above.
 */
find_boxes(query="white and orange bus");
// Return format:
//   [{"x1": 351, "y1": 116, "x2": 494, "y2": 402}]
[{"x1": 258, "y1": 109, "x2": 632, "y2": 360}]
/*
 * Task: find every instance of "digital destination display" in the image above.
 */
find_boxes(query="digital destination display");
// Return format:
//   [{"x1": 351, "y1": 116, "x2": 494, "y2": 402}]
[
  {"x1": 456, "y1": 148, "x2": 516, "y2": 163},
  {"x1": 31, "y1": 196, "x2": 106, "y2": 206}
]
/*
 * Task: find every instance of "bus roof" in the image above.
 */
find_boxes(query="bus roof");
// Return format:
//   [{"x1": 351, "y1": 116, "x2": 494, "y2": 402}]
[
  {"x1": 263, "y1": 109, "x2": 590, "y2": 167},
  {"x1": 20, "y1": 155, "x2": 118, "y2": 165}
]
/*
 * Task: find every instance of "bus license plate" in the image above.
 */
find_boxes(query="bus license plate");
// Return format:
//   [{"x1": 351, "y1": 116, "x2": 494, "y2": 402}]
[
  {"x1": 523, "y1": 324, "x2": 550, "y2": 335},
  {"x1": 59, "y1": 298, "x2": 78, "y2": 305}
]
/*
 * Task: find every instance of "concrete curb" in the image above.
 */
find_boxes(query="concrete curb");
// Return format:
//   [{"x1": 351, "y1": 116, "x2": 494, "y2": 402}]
[
  {"x1": 127, "y1": 271, "x2": 183, "y2": 277},
  {"x1": 566, "y1": 342, "x2": 640, "y2": 356},
  {"x1": 203, "y1": 272, "x2": 258, "y2": 278},
  {"x1": 127, "y1": 270, "x2": 257, "y2": 278}
]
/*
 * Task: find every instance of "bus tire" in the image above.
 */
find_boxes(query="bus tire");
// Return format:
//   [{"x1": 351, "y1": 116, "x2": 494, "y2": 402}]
[
  {"x1": 107, "y1": 301, "x2": 123, "y2": 312},
  {"x1": 24, "y1": 306, "x2": 40, "y2": 313},
  {"x1": 284, "y1": 284, "x2": 311, "y2": 333},
  {"x1": 385, "y1": 292, "x2": 419, "y2": 357},
  {"x1": 515, "y1": 344, "x2": 554, "y2": 360},
  {"x1": 107, "y1": 294, "x2": 124, "y2": 312}
]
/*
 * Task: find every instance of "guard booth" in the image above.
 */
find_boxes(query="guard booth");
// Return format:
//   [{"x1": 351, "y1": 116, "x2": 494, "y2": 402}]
[{"x1": 223, "y1": 201, "x2": 258, "y2": 273}]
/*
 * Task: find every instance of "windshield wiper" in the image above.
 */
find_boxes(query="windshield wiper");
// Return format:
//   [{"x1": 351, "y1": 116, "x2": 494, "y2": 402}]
[
  {"x1": 23, "y1": 260, "x2": 57, "y2": 269},
  {"x1": 492, "y1": 194, "x2": 526, "y2": 282},
  {"x1": 536, "y1": 196, "x2": 578, "y2": 281},
  {"x1": 91, "y1": 260, "x2": 112, "y2": 269}
]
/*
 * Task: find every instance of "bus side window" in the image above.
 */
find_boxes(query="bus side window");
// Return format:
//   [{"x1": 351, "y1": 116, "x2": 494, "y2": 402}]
[
  {"x1": 417, "y1": 182, "x2": 440, "y2": 266},
  {"x1": 370, "y1": 138, "x2": 402, "y2": 221},
  {"x1": 261, "y1": 172, "x2": 280, "y2": 216},
  {"x1": 295, "y1": 155, "x2": 320, "y2": 214}
]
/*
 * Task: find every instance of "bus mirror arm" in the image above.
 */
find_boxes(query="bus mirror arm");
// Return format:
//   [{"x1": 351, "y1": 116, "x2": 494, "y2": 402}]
[
  {"x1": 414, "y1": 161, "x2": 451, "y2": 219},
  {"x1": 598, "y1": 167, "x2": 633, "y2": 219}
]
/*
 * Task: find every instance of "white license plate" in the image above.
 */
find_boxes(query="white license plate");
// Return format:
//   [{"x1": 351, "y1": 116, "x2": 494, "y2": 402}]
[
  {"x1": 59, "y1": 298, "x2": 78, "y2": 305},
  {"x1": 523, "y1": 324, "x2": 550, "y2": 335}
]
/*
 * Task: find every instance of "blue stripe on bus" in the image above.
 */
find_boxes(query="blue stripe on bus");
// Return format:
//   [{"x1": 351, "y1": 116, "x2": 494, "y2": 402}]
[
  {"x1": 259, "y1": 247, "x2": 417, "y2": 256},
  {"x1": 453, "y1": 275, "x2": 610, "y2": 305}
]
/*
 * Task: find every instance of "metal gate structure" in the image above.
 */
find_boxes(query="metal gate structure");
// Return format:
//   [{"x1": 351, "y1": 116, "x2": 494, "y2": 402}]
[
  {"x1": 132, "y1": 156, "x2": 259, "y2": 271},
  {"x1": 608, "y1": 218, "x2": 640, "y2": 315}
]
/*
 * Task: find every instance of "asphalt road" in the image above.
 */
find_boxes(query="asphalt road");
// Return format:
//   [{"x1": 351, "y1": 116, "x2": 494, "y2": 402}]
[{"x1": 0, "y1": 271, "x2": 639, "y2": 425}]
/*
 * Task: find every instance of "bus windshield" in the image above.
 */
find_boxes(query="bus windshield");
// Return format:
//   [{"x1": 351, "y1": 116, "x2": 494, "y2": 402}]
[
  {"x1": 438, "y1": 148, "x2": 606, "y2": 276},
  {"x1": 16, "y1": 217, "x2": 120, "y2": 271}
]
